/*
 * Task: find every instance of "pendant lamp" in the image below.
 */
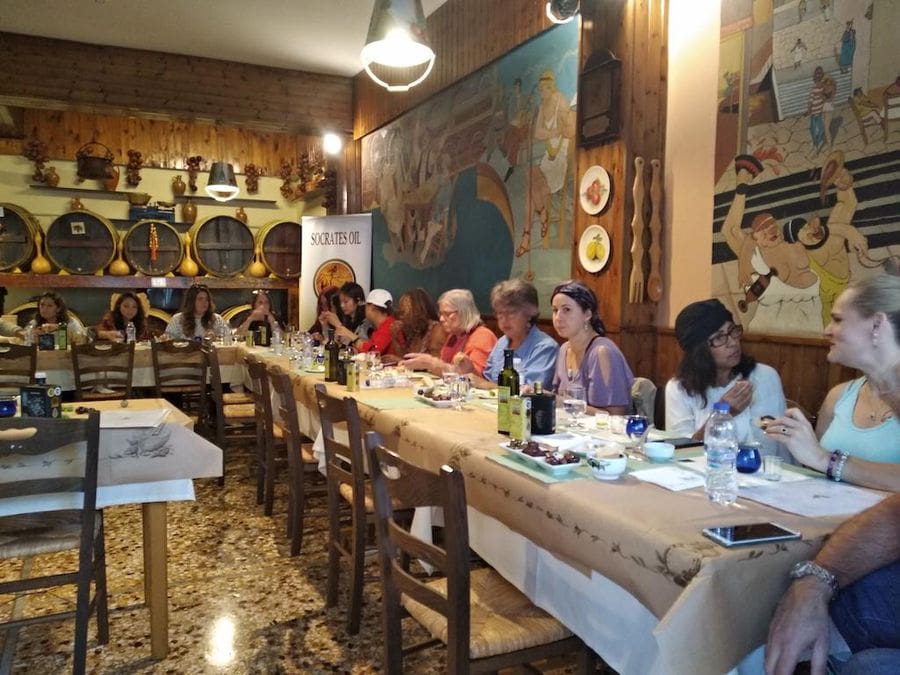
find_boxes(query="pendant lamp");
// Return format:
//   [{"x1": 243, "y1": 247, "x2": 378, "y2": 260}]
[
  {"x1": 361, "y1": 0, "x2": 435, "y2": 92},
  {"x1": 206, "y1": 162, "x2": 239, "y2": 202},
  {"x1": 546, "y1": 0, "x2": 580, "y2": 24}
]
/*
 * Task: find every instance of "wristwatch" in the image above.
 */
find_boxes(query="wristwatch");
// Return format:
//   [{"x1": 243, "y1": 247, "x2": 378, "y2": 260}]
[{"x1": 790, "y1": 560, "x2": 840, "y2": 597}]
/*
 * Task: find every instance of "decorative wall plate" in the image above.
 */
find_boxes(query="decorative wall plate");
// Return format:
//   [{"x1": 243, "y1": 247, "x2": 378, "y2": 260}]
[
  {"x1": 579, "y1": 165, "x2": 611, "y2": 215},
  {"x1": 579, "y1": 224, "x2": 611, "y2": 273}
]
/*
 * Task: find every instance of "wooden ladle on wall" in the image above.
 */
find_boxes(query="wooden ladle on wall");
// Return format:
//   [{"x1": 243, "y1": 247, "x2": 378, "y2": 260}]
[{"x1": 647, "y1": 158, "x2": 663, "y2": 302}]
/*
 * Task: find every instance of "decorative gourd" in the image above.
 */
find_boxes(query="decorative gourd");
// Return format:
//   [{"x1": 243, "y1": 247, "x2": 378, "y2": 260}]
[
  {"x1": 246, "y1": 236, "x2": 267, "y2": 278},
  {"x1": 109, "y1": 233, "x2": 130, "y2": 276},
  {"x1": 30, "y1": 229, "x2": 52, "y2": 274},
  {"x1": 178, "y1": 232, "x2": 199, "y2": 277}
]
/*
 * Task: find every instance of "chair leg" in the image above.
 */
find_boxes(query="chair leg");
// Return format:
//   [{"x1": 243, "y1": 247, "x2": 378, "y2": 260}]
[
  {"x1": 94, "y1": 512, "x2": 110, "y2": 645},
  {"x1": 347, "y1": 508, "x2": 366, "y2": 635},
  {"x1": 576, "y1": 644, "x2": 598, "y2": 674},
  {"x1": 263, "y1": 439, "x2": 277, "y2": 516},
  {"x1": 290, "y1": 473, "x2": 305, "y2": 557},
  {"x1": 255, "y1": 425, "x2": 266, "y2": 506},
  {"x1": 326, "y1": 486, "x2": 340, "y2": 608}
]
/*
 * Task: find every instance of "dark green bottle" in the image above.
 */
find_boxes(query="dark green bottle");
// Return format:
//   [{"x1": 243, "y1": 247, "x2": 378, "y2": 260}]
[{"x1": 324, "y1": 329, "x2": 340, "y2": 382}]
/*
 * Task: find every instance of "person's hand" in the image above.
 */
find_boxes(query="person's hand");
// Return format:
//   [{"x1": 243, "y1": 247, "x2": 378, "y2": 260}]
[
  {"x1": 319, "y1": 311, "x2": 340, "y2": 328},
  {"x1": 764, "y1": 577, "x2": 832, "y2": 675},
  {"x1": 765, "y1": 408, "x2": 827, "y2": 472},
  {"x1": 719, "y1": 379, "x2": 753, "y2": 415},
  {"x1": 38, "y1": 323, "x2": 58, "y2": 335},
  {"x1": 334, "y1": 326, "x2": 356, "y2": 343},
  {"x1": 248, "y1": 306, "x2": 269, "y2": 323},
  {"x1": 401, "y1": 352, "x2": 441, "y2": 374},
  {"x1": 454, "y1": 353, "x2": 474, "y2": 375}
]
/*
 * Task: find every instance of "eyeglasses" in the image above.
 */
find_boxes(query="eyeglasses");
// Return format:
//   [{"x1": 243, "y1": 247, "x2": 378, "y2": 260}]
[
  {"x1": 708, "y1": 324, "x2": 743, "y2": 348},
  {"x1": 439, "y1": 309, "x2": 458, "y2": 319}
]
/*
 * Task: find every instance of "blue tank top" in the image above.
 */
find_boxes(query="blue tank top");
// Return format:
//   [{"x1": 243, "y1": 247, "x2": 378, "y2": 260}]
[{"x1": 819, "y1": 378, "x2": 900, "y2": 463}]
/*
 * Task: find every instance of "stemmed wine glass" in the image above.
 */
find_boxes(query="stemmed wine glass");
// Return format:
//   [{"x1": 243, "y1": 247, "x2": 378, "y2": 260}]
[
  {"x1": 563, "y1": 384, "x2": 587, "y2": 429},
  {"x1": 451, "y1": 376, "x2": 470, "y2": 411}
]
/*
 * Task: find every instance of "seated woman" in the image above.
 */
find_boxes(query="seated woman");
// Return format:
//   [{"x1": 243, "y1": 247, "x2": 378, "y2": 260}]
[
  {"x1": 235, "y1": 289, "x2": 283, "y2": 346},
  {"x1": 461, "y1": 279, "x2": 558, "y2": 390},
  {"x1": 321, "y1": 282, "x2": 372, "y2": 345},
  {"x1": 666, "y1": 298, "x2": 786, "y2": 441},
  {"x1": 164, "y1": 284, "x2": 228, "y2": 340},
  {"x1": 766, "y1": 275, "x2": 900, "y2": 492},
  {"x1": 308, "y1": 286, "x2": 340, "y2": 342},
  {"x1": 29, "y1": 291, "x2": 84, "y2": 345},
  {"x1": 401, "y1": 288, "x2": 498, "y2": 376},
  {"x1": 550, "y1": 281, "x2": 633, "y2": 413},
  {"x1": 349, "y1": 289, "x2": 405, "y2": 357},
  {"x1": 96, "y1": 292, "x2": 153, "y2": 342},
  {"x1": 390, "y1": 288, "x2": 446, "y2": 358}
]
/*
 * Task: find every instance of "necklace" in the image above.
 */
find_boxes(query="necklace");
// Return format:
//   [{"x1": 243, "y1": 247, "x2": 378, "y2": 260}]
[{"x1": 864, "y1": 381, "x2": 895, "y2": 424}]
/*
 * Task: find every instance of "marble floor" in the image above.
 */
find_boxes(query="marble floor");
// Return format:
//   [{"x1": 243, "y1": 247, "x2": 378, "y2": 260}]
[{"x1": 0, "y1": 452, "x2": 611, "y2": 674}]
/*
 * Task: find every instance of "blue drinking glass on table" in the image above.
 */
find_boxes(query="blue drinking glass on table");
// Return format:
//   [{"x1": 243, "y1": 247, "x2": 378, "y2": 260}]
[
  {"x1": 625, "y1": 415, "x2": 649, "y2": 450},
  {"x1": 736, "y1": 443, "x2": 762, "y2": 473}
]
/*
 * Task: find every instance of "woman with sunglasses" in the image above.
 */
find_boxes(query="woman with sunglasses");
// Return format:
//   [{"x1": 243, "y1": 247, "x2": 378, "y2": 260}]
[
  {"x1": 666, "y1": 298, "x2": 786, "y2": 440},
  {"x1": 164, "y1": 284, "x2": 228, "y2": 340}
]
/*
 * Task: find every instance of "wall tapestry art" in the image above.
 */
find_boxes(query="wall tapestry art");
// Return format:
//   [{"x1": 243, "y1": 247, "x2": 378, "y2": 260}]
[
  {"x1": 712, "y1": 0, "x2": 900, "y2": 336},
  {"x1": 360, "y1": 21, "x2": 579, "y2": 312}
]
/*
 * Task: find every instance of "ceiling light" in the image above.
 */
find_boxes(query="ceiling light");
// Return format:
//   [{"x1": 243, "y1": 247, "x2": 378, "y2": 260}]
[
  {"x1": 361, "y1": 0, "x2": 435, "y2": 92},
  {"x1": 322, "y1": 133, "x2": 343, "y2": 156},
  {"x1": 205, "y1": 162, "x2": 239, "y2": 202},
  {"x1": 546, "y1": 0, "x2": 580, "y2": 24}
]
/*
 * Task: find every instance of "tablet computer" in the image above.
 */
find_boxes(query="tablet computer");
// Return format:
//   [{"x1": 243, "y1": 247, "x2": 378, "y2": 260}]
[{"x1": 702, "y1": 523, "x2": 800, "y2": 547}]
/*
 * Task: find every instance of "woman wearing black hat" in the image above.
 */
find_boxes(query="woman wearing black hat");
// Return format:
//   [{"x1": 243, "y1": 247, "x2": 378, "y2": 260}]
[{"x1": 666, "y1": 299, "x2": 785, "y2": 440}]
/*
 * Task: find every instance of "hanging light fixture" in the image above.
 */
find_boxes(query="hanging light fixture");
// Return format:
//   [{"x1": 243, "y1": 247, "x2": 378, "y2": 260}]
[
  {"x1": 205, "y1": 162, "x2": 239, "y2": 202},
  {"x1": 361, "y1": 0, "x2": 435, "y2": 93},
  {"x1": 546, "y1": 0, "x2": 580, "y2": 24}
]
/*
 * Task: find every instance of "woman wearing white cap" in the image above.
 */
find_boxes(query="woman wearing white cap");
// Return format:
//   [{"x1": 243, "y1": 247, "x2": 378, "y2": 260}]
[{"x1": 350, "y1": 288, "x2": 405, "y2": 358}]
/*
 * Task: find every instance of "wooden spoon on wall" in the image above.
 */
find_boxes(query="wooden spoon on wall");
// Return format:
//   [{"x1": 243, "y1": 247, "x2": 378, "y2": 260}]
[{"x1": 647, "y1": 159, "x2": 663, "y2": 302}]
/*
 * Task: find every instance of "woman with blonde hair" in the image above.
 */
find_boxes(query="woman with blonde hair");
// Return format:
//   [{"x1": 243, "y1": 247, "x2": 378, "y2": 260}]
[
  {"x1": 401, "y1": 288, "x2": 497, "y2": 376},
  {"x1": 766, "y1": 275, "x2": 900, "y2": 491}
]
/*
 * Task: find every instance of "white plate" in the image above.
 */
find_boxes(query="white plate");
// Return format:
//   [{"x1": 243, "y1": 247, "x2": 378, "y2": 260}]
[
  {"x1": 500, "y1": 442, "x2": 583, "y2": 476},
  {"x1": 579, "y1": 165, "x2": 611, "y2": 215},
  {"x1": 578, "y1": 224, "x2": 611, "y2": 274},
  {"x1": 414, "y1": 394, "x2": 454, "y2": 408},
  {"x1": 303, "y1": 366, "x2": 325, "y2": 374}
]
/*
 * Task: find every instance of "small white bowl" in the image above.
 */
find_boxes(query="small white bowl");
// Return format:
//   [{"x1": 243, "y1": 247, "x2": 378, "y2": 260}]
[
  {"x1": 588, "y1": 451, "x2": 627, "y2": 480},
  {"x1": 644, "y1": 441, "x2": 675, "y2": 463}
]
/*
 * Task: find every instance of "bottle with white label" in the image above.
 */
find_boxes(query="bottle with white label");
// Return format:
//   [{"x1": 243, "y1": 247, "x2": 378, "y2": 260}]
[{"x1": 125, "y1": 321, "x2": 136, "y2": 344}]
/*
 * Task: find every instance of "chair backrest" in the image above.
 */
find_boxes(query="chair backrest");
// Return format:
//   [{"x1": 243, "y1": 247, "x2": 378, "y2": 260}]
[
  {"x1": 246, "y1": 355, "x2": 275, "y2": 438},
  {"x1": 71, "y1": 341, "x2": 135, "y2": 401},
  {"x1": 269, "y1": 364, "x2": 301, "y2": 451},
  {"x1": 0, "y1": 412, "x2": 101, "y2": 518},
  {"x1": 314, "y1": 383, "x2": 366, "y2": 514},
  {"x1": 0, "y1": 343, "x2": 36, "y2": 394},
  {"x1": 364, "y1": 431, "x2": 472, "y2": 673},
  {"x1": 151, "y1": 339, "x2": 207, "y2": 394},
  {"x1": 631, "y1": 376, "x2": 657, "y2": 426},
  {"x1": 200, "y1": 342, "x2": 226, "y2": 442}
]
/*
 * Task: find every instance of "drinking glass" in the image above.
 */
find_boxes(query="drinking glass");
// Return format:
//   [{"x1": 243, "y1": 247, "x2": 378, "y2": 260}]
[
  {"x1": 563, "y1": 385, "x2": 587, "y2": 428},
  {"x1": 625, "y1": 415, "x2": 649, "y2": 451},
  {"x1": 451, "y1": 376, "x2": 470, "y2": 410}
]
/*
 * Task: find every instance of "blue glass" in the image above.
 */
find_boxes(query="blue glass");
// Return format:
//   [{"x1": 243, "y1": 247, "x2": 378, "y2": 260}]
[
  {"x1": 0, "y1": 397, "x2": 17, "y2": 418},
  {"x1": 625, "y1": 415, "x2": 649, "y2": 442},
  {"x1": 736, "y1": 444, "x2": 762, "y2": 473}
]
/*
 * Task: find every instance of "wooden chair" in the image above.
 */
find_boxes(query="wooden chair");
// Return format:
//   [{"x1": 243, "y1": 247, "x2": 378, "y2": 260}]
[
  {"x1": 0, "y1": 413, "x2": 109, "y2": 675},
  {"x1": 204, "y1": 343, "x2": 256, "y2": 487},
  {"x1": 314, "y1": 382, "x2": 371, "y2": 635},
  {"x1": 150, "y1": 339, "x2": 209, "y2": 421},
  {"x1": 363, "y1": 432, "x2": 593, "y2": 674},
  {"x1": 0, "y1": 343, "x2": 36, "y2": 395},
  {"x1": 269, "y1": 364, "x2": 319, "y2": 555},
  {"x1": 71, "y1": 341, "x2": 135, "y2": 401},
  {"x1": 245, "y1": 355, "x2": 283, "y2": 511}
]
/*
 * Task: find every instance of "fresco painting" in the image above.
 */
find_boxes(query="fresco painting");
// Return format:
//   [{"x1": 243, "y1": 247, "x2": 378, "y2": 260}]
[
  {"x1": 712, "y1": 0, "x2": 900, "y2": 336},
  {"x1": 361, "y1": 21, "x2": 579, "y2": 312}
]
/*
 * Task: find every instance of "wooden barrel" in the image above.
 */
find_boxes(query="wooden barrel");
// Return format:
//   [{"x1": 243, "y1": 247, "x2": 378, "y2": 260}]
[
  {"x1": 147, "y1": 308, "x2": 172, "y2": 337},
  {"x1": 7, "y1": 301, "x2": 87, "y2": 334},
  {"x1": 221, "y1": 303, "x2": 252, "y2": 328},
  {"x1": 45, "y1": 209, "x2": 117, "y2": 275},
  {"x1": 0, "y1": 203, "x2": 38, "y2": 272},
  {"x1": 258, "y1": 219, "x2": 301, "y2": 278},
  {"x1": 123, "y1": 220, "x2": 183, "y2": 275},
  {"x1": 190, "y1": 215, "x2": 254, "y2": 277}
]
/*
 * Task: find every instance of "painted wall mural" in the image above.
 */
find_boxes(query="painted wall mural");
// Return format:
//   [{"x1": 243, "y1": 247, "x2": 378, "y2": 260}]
[
  {"x1": 712, "y1": 0, "x2": 900, "y2": 336},
  {"x1": 360, "y1": 21, "x2": 579, "y2": 312}
]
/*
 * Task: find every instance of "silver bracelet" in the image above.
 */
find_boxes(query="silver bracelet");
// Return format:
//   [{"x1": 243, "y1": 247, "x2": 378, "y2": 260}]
[{"x1": 832, "y1": 451, "x2": 849, "y2": 482}]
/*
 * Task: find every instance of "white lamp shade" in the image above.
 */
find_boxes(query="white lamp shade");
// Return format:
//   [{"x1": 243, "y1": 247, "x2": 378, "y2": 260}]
[{"x1": 206, "y1": 162, "x2": 239, "y2": 202}]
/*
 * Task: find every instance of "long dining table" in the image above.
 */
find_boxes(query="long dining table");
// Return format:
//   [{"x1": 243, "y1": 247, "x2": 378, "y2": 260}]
[
  {"x1": 0, "y1": 398, "x2": 223, "y2": 660},
  {"x1": 240, "y1": 346, "x2": 882, "y2": 675}
]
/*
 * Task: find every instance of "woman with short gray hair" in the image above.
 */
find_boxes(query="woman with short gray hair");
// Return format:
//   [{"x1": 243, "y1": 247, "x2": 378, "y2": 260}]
[{"x1": 401, "y1": 288, "x2": 497, "y2": 376}]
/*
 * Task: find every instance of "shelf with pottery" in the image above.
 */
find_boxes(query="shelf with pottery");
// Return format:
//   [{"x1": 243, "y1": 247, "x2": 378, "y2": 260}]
[
  {"x1": 29, "y1": 183, "x2": 278, "y2": 207},
  {"x1": 0, "y1": 272, "x2": 295, "y2": 290}
]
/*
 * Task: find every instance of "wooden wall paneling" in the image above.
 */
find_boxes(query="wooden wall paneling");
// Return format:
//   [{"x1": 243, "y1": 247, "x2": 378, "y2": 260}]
[{"x1": 0, "y1": 32, "x2": 352, "y2": 136}]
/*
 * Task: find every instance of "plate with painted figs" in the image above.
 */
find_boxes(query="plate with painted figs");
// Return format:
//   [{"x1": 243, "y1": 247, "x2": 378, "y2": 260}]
[{"x1": 579, "y1": 165, "x2": 611, "y2": 215}]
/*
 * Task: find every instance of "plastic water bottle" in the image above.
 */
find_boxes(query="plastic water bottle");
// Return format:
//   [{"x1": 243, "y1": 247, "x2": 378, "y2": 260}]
[
  {"x1": 24, "y1": 321, "x2": 34, "y2": 347},
  {"x1": 704, "y1": 402, "x2": 739, "y2": 505},
  {"x1": 125, "y1": 321, "x2": 136, "y2": 344}
]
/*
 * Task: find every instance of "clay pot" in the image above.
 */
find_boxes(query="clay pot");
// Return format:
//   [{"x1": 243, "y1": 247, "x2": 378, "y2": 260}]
[
  {"x1": 44, "y1": 167, "x2": 60, "y2": 187},
  {"x1": 235, "y1": 207, "x2": 248, "y2": 224},
  {"x1": 103, "y1": 166, "x2": 120, "y2": 191},
  {"x1": 182, "y1": 198, "x2": 197, "y2": 225},
  {"x1": 172, "y1": 175, "x2": 186, "y2": 196}
]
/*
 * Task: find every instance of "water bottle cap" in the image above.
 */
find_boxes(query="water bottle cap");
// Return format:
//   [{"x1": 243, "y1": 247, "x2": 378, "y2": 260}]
[{"x1": 713, "y1": 402, "x2": 731, "y2": 413}]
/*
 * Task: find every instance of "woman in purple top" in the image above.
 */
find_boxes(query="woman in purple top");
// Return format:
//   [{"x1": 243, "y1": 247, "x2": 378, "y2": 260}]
[{"x1": 550, "y1": 281, "x2": 634, "y2": 412}]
